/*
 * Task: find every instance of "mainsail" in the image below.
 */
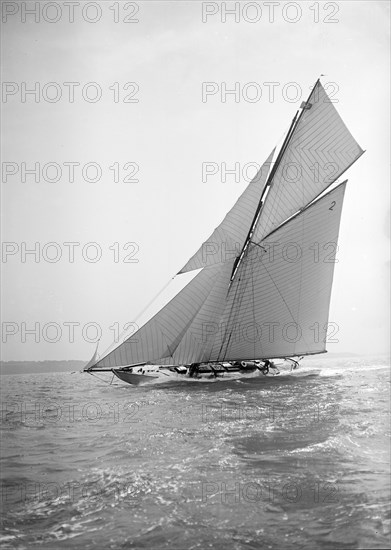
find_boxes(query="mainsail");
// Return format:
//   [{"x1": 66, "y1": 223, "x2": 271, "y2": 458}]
[
  {"x1": 88, "y1": 79, "x2": 363, "y2": 370},
  {"x1": 208, "y1": 182, "x2": 347, "y2": 361}
]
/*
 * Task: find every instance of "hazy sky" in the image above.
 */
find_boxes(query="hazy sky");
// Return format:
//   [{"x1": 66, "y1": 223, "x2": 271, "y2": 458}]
[{"x1": 1, "y1": 0, "x2": 390, "y2": 361}]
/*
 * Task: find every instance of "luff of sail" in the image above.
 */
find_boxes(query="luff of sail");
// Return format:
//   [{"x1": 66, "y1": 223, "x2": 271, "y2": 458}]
[
  {"x1": 178, "y1": 149, "x2": 275, "y2": 274},
  {"x1": 207, "y1": 182, "x2": 347, "y2": 362},
  {"x1": 83, "y1": 341, "x2": 99, "y2": 370},
  {"x1": 252, "y1": 80, "x2": 363, "y2": 244}
]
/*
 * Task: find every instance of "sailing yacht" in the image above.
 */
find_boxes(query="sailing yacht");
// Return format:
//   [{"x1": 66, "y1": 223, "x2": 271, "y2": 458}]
[{"x1": 85, "y1": 79, "x2": 363, "y2": 386}]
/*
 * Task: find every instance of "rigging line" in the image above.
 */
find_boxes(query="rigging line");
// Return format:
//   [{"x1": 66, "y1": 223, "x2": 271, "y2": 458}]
[
  {"x1": 252, "y1": 79, "x2": 322, "y2": 241},
  {"x1": 259, "y1": 179, "x2": 348, "y2": 243},
  {"x1": 162, "y1": 267, "x2": 221, "y2": 362},
  {"x1": 251, "y1": 253, "x2": 257, "y2": 360},
  {"x1": 260, "y1": 253, "x2": 298, "y2": 325},
  {"x1": 216, "y1": 268, "x2": 242, "y2": 361},
  {"x1": 250, "y1": 241, "x2": 267, "y2": 251},
  {"x1": 217, "y1": 257, "x2": 248, "y2": 361},
  {"x1": 92, "y1": 275, "x2": 176, "y2": 366},
  {"x1": 229, "y1": 99, "x2": 304, "y2": 286},
  {"x1": 200, "y1": 264, "x2": 232, "y2": 362},
  {"x1": 220, "y1": 251, "x2": 252, "y2": 361},
  {"x1": 288, "y1": 120, "x2": 308, "y2": 355},
  {"x1": 223, "y1": 260, "x2": 251, "y2": 360},
  {"x1": 293, "y1": 195, "x2": 310, "y2": 355},
  {"x1": 87, "y1": 370, "x2": 113, "y2": 385},
  {"x1": 256, "y1": 105, "x2": 365, "y2": 245},
  {"x1": 264, "y1": 118, "x2": 305, "y2": 239},
  {"x1": 124, "y1": 277, "x2": 176, "y2": 336}
]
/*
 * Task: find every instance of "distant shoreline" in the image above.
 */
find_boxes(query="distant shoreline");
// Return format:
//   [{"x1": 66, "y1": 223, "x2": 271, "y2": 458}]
[
  {"x1": 0, "y1": 360, "x2": 85, "y2": 375},
  {"x1": 1, "y1": 353, "x2": 389, "y2": 375}
]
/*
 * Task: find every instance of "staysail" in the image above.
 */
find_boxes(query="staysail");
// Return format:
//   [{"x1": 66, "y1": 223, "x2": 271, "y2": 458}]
[
  {"x1": 88, "y1": 79, "x2": 363, "y2": 370},
  {"x1": 92, "y1": 260, "x2": 234, "y2": 368},
  {"x1": 83, "y1": 341, "x2": 99, "y2": 370}
]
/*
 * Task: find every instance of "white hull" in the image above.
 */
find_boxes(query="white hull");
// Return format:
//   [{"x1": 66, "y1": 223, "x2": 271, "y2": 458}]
[
  {"x1": 113, "y1": 369, "x2": 160, "y2": 386},
  {"x1": 111, "y1": 361, "x2": 299, "y2": 386}
]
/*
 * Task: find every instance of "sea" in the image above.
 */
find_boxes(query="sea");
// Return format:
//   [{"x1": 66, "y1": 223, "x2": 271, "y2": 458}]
[{"x1": 1, "y1": 355, "x2": 390, "y2": 550}]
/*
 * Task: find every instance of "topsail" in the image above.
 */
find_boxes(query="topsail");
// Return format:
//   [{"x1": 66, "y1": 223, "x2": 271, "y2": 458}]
[{"x1": 252, "y1": 80, "x2": 363, "y2": 243}]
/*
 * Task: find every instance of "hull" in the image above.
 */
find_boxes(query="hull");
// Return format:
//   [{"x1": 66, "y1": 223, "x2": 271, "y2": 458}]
[
  {"x1": 112, "y1": 364, "x2": 161, "y2": 386},
  {"x1": 110, "y1": 360, "x2": 297, "y2": 386},
  {"x1": 113, "y1": 369, "x2": 160, "y2": 386}
]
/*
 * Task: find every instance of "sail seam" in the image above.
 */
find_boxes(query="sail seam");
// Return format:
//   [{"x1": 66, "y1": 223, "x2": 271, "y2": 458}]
[
  {"x1": 260, "y1": 253, "x2": 298, "y2": 325},
  {"x1": 251, "y1": 255, "x2": 257, "y2": 359},
  {"x1": 216, "y1": 268, "x2": 243, "y2": 361},
  {"x1": 258, "y1": 179, "x2": 348, "y2": 243},
  {"x1": 162, "y1": 265, "x2": 227, "y2": 362}
]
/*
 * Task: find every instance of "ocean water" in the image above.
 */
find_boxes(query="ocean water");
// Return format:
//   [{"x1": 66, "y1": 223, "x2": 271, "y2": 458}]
[{"x1": 1, "y1": 355, "x2": 390, "y2": 549}]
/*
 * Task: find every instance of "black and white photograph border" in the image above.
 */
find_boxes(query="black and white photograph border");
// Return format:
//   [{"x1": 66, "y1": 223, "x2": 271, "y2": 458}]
[{"x1": 1, "y1": 1, "x2": 390, "y2": 549}]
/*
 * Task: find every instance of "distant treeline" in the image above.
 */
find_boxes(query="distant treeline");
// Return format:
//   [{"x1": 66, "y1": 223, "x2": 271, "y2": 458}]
[
  {"x1": 0, "y1": 360, "x2": 85, "y2": 375},
  {"x1": 1, "y1": 353, "x2": 368, "y2": 375}
]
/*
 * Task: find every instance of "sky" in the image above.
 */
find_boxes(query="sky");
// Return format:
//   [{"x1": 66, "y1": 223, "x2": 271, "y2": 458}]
[{"x1": 1, "y1": 0, "x2": 390, "y2": 361}]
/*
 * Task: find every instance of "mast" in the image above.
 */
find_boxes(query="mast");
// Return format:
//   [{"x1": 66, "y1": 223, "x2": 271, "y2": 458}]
[{"x1": 230, "y1": 79, "x2": 320, "y2": 284}]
